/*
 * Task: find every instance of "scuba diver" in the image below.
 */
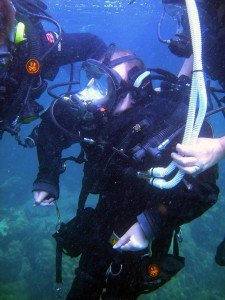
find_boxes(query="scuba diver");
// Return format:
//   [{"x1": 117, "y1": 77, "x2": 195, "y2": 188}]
[
  {"x1": 158, "y1": 0, "x2": 225, "y2": 269},
  {"x1": 159, "y1": 0, "x2": 225, "y2": 88},
  {"x1": 32, "y1": 46, "x2": 219, "y2": 299},
  {"x1": 0, "y1": 0, "x2": 107, "y2": 146}
]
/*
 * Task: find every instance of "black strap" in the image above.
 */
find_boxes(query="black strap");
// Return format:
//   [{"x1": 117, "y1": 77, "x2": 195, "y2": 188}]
[
  {"x1": 173, "y1": 227, "x2": 180, "y2": 258},
  {"x1": 102, "y1": 43, "x2": 116, "y2": 66},
  {"x1": 109, "y1": 55, "x2": 138, "y2": 68},
  {"x1": 55, "y1": 239, "x2": 63, "y2": 283},
  {"x1": 50, "y1": 98, "x2": 81, "y2": 139}
]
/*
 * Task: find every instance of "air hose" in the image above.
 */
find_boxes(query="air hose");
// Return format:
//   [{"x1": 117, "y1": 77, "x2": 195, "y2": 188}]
[{"x1": 148, "y1": 0, "x2": 208, "y2": 189}]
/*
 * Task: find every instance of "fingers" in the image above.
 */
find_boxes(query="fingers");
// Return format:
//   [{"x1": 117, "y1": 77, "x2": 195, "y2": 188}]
[
  {"x1": 171, "y1": 143, "x2": 203, "y2": 175},
  {"x1": 171, "y1": 151, "x2": 197, "y2": 167},
  {"x1": 114, "y1": 238, "x2": 141, "y2": 252},
  {"x1": 113, "y1": 235, "x2": 147, "y2": 252},
  {"x1": 176, "y1": 143, "x2": 196, "y2": 156},
  {"x1": 113, "y1": 233, "x2": 129, "y2": 249},
  {"x1": 120, "y1": 239, "x2": 142, "y2": 252},
  {"x1": 171, "y1": 152, "x2": 201, "y2": 174},
  {"x1": 34, "y1": 191, "x2": 48, "y2": 205},
  {"x1": 176, "y1": 165, "x2": 202, "y2": 175},
  {"x1": 40, "y1": 198, "x2": 55, "y2": 206},
  {"x1": 33, "y1": 191, "x2": 55, "y2": 206}
]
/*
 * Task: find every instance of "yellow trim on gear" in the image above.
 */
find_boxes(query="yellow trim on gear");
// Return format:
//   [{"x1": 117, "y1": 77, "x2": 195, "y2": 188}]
[{"x1": 14, "y1": 22, "x2": 26, "y2": 44}]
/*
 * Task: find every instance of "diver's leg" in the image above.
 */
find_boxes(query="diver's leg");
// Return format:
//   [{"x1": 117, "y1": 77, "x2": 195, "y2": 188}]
[{"x1": 77, "y1": 185, "x2": 89, "y2": 215}]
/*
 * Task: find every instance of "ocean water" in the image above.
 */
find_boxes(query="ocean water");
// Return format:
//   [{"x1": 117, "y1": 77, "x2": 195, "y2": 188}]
[{"x1": 0, "y1": 1, "x2": 225, "y2": 299}]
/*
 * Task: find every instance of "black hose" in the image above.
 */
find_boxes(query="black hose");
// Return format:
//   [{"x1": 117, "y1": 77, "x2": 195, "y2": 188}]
[
  {"x1": 157, "y1": 11, "x2": 171, "y2": 44},
  {"x1": 47, "y1": 81, "x2": 80, "y2": 99},
  {"x1": 149, "y1": 68, "x2": 178, "y2": 82},
  {"x1": 49, "y1": 98, "x2": 81, "y2": 139},
  {"x1": 68, "y1": 64, "x2": 75, "y2": 92}
]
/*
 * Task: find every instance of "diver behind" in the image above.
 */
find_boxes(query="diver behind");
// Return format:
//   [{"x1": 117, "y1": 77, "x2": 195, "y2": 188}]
[{"x1": 0, "y1": 0, "x2": 106, "y2": 144}]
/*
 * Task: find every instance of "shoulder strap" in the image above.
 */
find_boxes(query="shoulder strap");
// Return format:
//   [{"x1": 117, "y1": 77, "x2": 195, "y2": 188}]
[{"x1": 173, "y1": 227, "x2": 182, "y2": 258}]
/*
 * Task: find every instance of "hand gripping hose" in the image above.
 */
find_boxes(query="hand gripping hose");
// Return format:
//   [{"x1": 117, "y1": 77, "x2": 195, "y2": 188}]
[{"x1": 147, "y1": 0, "x2": 208, "y2": 189}]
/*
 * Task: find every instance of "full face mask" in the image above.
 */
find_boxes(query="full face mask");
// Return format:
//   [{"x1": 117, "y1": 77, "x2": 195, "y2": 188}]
[
  {"x1": 73, "y1": 56, "x2": 153, "y2": 115},
  {"x1": 74, "y1": 60, "x2": 118, "y2": 113}
]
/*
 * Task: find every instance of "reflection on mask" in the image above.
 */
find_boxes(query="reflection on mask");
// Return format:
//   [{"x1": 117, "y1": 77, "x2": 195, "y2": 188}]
[{"x1": 74, "y1": 78, "x2": 108, "y2": 108}]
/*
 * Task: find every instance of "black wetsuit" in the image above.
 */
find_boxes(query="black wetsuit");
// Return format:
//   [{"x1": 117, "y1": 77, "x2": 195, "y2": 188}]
[
  {"x1": 164, "y1": 0, "x2": 225, "y2": 87},
  {"x1": 199, "y1": 1, "x2": 225, "y2": 87},
  {"x1": 33, "y1": 90, "x2": 219, "y2": 299},
  {"x1": 0, "y1": 15, "x2": 106, "y2": 132}
]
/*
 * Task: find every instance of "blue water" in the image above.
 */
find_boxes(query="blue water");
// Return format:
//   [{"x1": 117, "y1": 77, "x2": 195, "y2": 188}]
[{"x1": 0, "y1": 1, "x2": 225, "y2": 299}]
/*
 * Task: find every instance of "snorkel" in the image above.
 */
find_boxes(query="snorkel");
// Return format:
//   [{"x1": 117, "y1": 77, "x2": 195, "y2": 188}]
[{"x1": 141, "y1": 0, "x2": 208, "y2": 189}]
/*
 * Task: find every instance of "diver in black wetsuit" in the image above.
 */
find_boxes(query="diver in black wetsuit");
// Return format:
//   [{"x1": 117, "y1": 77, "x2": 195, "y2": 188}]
[
  {"x1": 32, "y1": 46, "x2": 219, "y2": 299},
  {"x1": 159, "y1": 1, "x2": 225, "y2": 265},
  {"x1": 0, "y1": 0, "x2": 106, "y2": 145},
  {"x1": 159, "y1": 0, "x2": 225, "y2": 88}
]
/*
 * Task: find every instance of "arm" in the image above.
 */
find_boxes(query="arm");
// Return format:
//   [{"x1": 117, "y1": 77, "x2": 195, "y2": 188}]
[
  {"x1": 32, "y1": 109, "x2": 76, "y2": 205},
  {"x1": 114, "y1": 168, "x2": 219, "y2": 251},
  {"x1": 44, "y1": 32, "x2": 107, "y2": 67},
  {"x1": 173, "y1": 55, "x2": 225, "y2": 175},
  {"x1": 178, "y1": 55, "x2": 193, "y2": 78},
  {"x1": 115, "y1": 121, "x2": 219, "y2": 251}
]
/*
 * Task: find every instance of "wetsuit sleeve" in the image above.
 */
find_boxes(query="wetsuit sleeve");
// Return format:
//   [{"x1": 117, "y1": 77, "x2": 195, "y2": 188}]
[
  {"x1": 137, "y1": 167, "x2": 219, "y2": 240},
  {"x1": 32, "y1": 110, "x2": 76, "y2": 199},
  {"x1": 44, "y1": 32, "x2": 107, "y2": 66}
]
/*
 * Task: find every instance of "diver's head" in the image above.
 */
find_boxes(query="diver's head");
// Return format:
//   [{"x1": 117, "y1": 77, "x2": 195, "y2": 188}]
[
  {"x1": 109, "y1": 49, "x2": 151, "y2": 114},
  {"x1": 74, "y1": 47, "x2": 153, "y2": 116},
  {"x1": 0, "y1": 0, "x2": 16, "y2": 44}
]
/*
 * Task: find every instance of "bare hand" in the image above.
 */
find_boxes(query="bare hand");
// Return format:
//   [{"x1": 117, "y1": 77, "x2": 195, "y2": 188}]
[
  {"x1": 33, "y1": 190, "x2": 55, "y2": 206},
  {"x1": 171, "y1": 137, "x2": 225, "y2": 175},
  {"x1": 113, "y1": 222, "x2": 149, "y2": 252}
]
